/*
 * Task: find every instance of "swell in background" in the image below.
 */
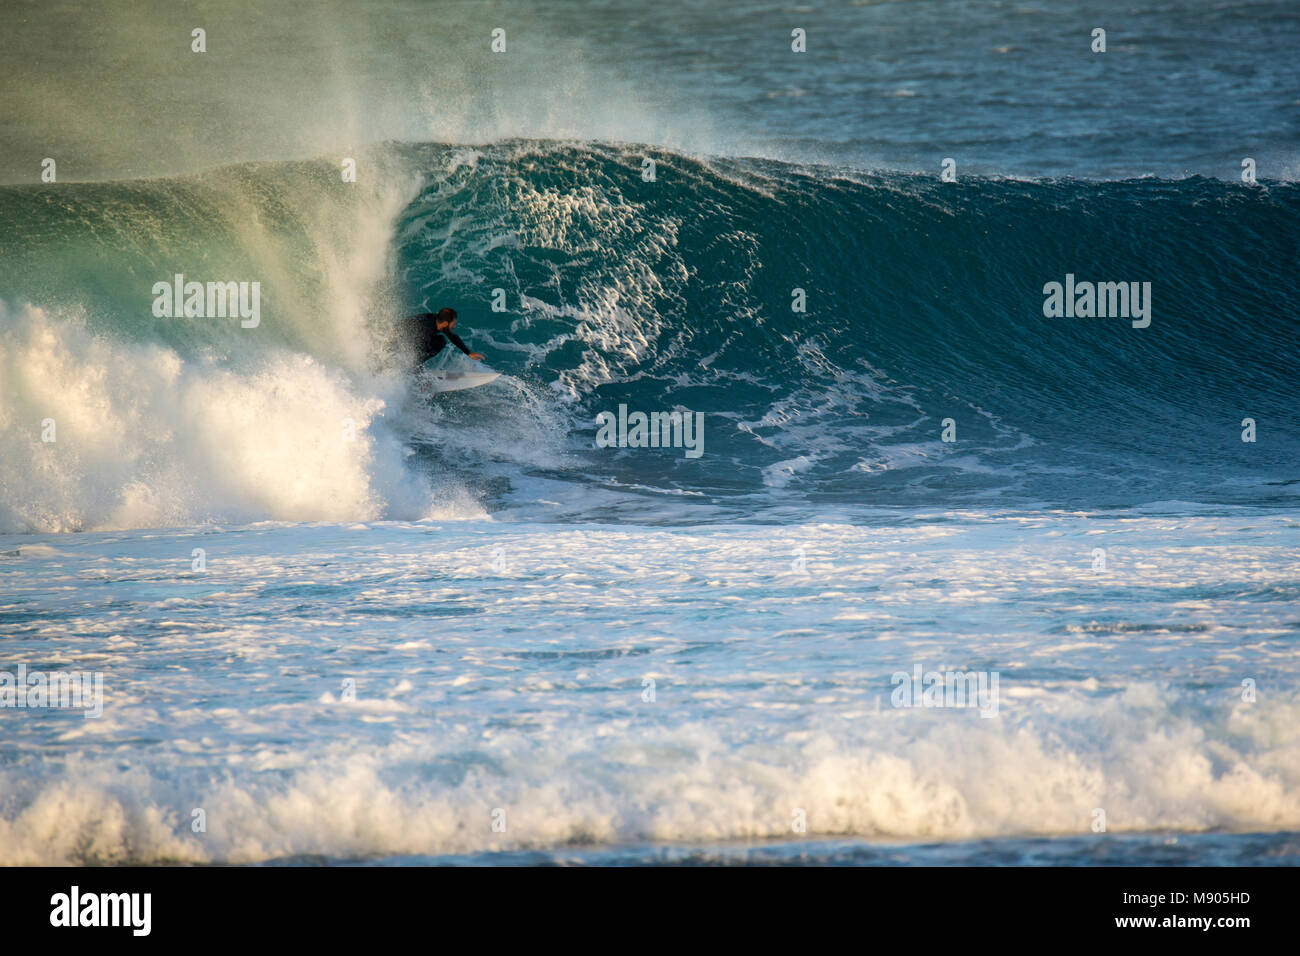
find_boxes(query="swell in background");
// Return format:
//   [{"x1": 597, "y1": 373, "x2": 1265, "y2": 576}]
[{"x1": 2, "y1": 0, "x2": 1298, "y2": 184}]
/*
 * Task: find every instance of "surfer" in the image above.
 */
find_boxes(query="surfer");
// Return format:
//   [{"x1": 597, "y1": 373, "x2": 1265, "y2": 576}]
[{"x1": 402, "y1": 307, "x2": 485, "y2": 369}]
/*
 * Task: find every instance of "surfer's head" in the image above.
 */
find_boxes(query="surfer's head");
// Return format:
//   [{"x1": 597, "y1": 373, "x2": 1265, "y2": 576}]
[{"x1": 434, "y1": 307, "x2": 458, "y2": 330}]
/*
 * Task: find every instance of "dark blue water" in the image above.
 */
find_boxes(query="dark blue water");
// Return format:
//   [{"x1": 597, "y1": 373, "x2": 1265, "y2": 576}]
[{"x1": 392, "y1": 145, "x2": 1300, "y2": 516}]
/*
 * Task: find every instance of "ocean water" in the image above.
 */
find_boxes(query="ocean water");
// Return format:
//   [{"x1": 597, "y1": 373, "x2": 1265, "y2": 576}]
[{"x1": 1, "y1": 0, "x2": 1298, "y2": 865}]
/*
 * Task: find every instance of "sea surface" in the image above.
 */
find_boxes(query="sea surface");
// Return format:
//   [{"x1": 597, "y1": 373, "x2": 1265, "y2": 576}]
[{"x1": 0, "y1": 0, "x2": 1298, "y2": 865}]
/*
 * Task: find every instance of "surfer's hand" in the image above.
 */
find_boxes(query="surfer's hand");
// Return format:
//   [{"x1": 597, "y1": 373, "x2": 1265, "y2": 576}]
[{"x1": 469, "y1": 352, "x2": 485, "y2": 361}]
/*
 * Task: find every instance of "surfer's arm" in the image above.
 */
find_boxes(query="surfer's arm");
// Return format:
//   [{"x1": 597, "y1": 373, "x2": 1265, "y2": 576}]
[{"x1": 445, "y1": 331, "x2": 484, "y2": 361}]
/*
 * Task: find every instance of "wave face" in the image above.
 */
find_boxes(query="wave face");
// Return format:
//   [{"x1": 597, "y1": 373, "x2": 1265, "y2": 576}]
[{"x1": 1, "y1": 142, "x2": 1298, "y2": 531}]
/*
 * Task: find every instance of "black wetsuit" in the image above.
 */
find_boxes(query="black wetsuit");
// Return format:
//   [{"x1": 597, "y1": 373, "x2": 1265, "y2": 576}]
[{"x1": 401, "y1": 313, "x2": 474, "y2": 368}]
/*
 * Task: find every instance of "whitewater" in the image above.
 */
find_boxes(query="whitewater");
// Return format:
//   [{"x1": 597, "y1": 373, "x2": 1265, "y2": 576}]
[{"x1": 3, "y1": 512, "x2": 1299, "y2": 864}]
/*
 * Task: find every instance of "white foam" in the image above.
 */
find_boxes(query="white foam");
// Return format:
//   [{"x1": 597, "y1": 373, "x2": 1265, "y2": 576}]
[
  {"x1": 1, "y1": 514, "x2": 1297, "y2": 863},
  {"x1": 0, "y1": 302, "x2": 451, "y2": 531},
  {"x1": 1, "y1": 692, "x2": 1296, "y2": 864}
]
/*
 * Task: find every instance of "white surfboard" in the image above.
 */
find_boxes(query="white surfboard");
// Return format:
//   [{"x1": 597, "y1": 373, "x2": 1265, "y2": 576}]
[{"x1": 420, "y1": 348, "x2": 502, "y2": 393}]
